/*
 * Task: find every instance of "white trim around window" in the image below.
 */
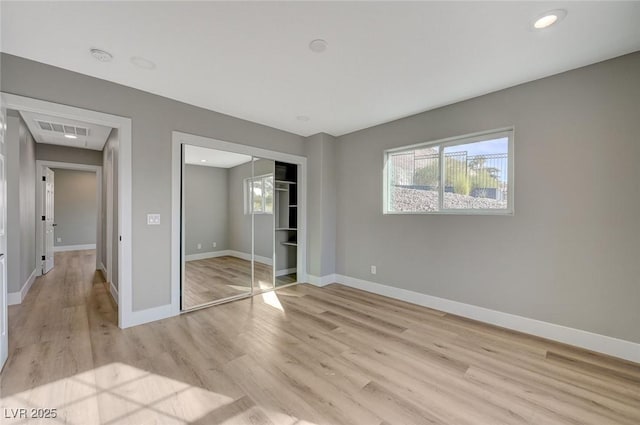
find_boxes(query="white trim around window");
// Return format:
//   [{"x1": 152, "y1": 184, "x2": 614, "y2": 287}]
[{"x1": 383, "y1": 127, "x2": 515, "y2": 216}]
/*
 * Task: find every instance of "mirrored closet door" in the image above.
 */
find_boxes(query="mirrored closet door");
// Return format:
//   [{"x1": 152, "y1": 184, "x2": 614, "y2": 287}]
[
  {"x1": 181, "y1": 145, "x2": 253, "y2": 309},
  {"x1": 181, "y1": 144, "x2": 300, "y2": 311},
  {"x1": 250, "y1": 157, "x2": 275, "y2": 292}
]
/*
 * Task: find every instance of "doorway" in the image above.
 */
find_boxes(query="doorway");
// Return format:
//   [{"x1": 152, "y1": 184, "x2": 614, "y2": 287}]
[
  {"x1": 0, "y1": 92, "x2": 133, "y2": 331},
  {"x1": 35, "y1": 161, "x2": 103, "y2": 276}
]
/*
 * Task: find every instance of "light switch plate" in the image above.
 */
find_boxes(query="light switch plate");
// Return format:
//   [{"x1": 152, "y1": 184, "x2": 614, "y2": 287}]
[{"x1": 147, "y1": 213, "x2": 161, "y2": 225}]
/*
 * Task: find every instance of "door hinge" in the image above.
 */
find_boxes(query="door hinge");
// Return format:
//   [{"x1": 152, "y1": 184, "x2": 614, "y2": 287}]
[
  {"x1": 119, "y1": 236, "x2": 122, "y2": 242},
  {"x1": 41, "y1": 255, "x2": 46, "y2": 261},
  {"x1": 42, "y1": 215, "x2": 46, "y2": 221},
  {"x1": 42, "y1": 176, "x2": 46, "y2": 181}
]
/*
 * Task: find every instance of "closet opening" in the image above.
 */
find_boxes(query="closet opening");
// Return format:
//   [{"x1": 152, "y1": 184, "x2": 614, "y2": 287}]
[{"x1": 174, "y1": 134, "x2": 306, "y2": 312}]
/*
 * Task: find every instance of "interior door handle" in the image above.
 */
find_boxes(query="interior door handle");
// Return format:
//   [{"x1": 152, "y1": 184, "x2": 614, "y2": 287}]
[{"x1": 52, "y1": 223, "x2": 57, "y2": 227}]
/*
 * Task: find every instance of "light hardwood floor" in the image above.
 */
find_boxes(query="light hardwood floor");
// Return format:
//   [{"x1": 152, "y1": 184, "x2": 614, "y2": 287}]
[
  {"x1": 1, "y1": 250, "x2": 639, "y2": 424},
  {"x1": 184, "y1": 256, "x2": 296, "y2": 309}
]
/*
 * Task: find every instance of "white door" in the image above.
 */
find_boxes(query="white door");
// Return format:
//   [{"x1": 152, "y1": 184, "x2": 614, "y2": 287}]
[
  {"x1": 0, "y1": 106, "x2": 8, "y2": 369},
  {"x1": 42, "y1": 167, "x2": 55, "y2": 274}
]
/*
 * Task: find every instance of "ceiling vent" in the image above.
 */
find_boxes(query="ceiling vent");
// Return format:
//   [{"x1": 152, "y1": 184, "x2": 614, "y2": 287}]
[{"x1": 36, "y1": 120, "x2": 89, "y2": 137}]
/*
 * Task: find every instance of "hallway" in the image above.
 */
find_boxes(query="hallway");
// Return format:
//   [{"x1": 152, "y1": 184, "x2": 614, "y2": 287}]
[{"x1": 1, "y1": 250, "x2": 115, "y2": 423}]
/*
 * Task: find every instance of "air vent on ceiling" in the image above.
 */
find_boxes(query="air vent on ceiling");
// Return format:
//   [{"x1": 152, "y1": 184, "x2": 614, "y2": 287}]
[
  {"x1": 38, "y1": 121, "x2": 52, "y2": 131},
  {"x1": 36, "y1": 120, "x2": 89, "y2": 137}
]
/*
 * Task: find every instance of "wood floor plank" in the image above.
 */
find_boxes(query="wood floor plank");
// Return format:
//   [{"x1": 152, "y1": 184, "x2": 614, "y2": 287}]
[
  {"x1": 2, "y1": 250, "x2": 639, "y2": 424},
  {"x1": 183, "y1": 256, "x2": 296, "y2": 309}
]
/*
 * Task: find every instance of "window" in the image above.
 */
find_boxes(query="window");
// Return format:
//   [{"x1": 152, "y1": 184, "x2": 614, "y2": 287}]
[
  {"x1": 384, "y1": 128, "x2": 513, "y2": 214},
  {"x1": 245, "y1": 174, "x2": 274, "y2": 214}
]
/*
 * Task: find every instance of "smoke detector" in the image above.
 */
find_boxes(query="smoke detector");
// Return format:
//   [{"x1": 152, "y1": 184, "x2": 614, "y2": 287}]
[
  {"x1": 309, "y1": 39, "x2": 328, "y2": 53},
  {"x1": 90, "y1": 48, "x2": 113, "y2": 62}
]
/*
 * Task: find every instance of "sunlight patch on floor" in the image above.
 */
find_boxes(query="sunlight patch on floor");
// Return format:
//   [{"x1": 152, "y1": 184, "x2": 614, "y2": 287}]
[
  {"x1": 226, "y1": 284, "x2": 253, "y2": 292},
  {"x1": 261, "y1": 291, "x2": 284, "y2": 312},
  {"x1": 1, "y1": 362, "x2": 235, "y2": 424},
  {"x1": 256, "y1": 279, "x2": 275, "y2": 290}
]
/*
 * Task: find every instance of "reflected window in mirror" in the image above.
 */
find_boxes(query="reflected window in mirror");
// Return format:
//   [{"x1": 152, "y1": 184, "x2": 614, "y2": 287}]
[{"x1": 245, "y1": 174, "x2": 273, "y2": 214}]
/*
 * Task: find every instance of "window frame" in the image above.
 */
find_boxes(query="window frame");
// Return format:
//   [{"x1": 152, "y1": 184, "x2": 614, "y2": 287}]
[
  {"x1": 383, "y1": 127, "x2": 514, "y2": 216},
  {"x1": 245, "y1": 173, "x2": 274, "y2": 215}
]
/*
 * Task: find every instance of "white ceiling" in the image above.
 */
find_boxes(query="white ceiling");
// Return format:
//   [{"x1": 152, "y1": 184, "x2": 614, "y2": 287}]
[
  {"x1": 2, "y1": 2, "x2": 640, "y2": 137},
  {"x1": 20, "y1": 111, "x2": 113, "y2": 151},
  {"x1": 184, "y1": 145, "x2": 252, "y2": 169}
]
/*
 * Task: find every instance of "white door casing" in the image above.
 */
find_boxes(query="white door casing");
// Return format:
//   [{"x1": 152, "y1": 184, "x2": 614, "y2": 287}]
[
  {"x1": 106, "y1": 147, "x2": 113, "y2": 285},
  {"x1": 42, "y1": 167, "x2": 55, "y2": 275},
  {"x1": 0, "y1": 105, "x2": 8, "y2": 370},
  {"x1": 3, "y1": 92, "x2": 131, "y2": 329}
]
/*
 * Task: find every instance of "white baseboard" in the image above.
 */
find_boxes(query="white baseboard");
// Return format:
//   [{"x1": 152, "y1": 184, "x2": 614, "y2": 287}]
[
  {"x1": 228, "y1": 250, "x2": 273, "y2": 266},
  {"x1": 276, "y1": 268, "x2": 297, "y2": 277},
  {"x1": 7, "y1": 292, "x2": 21, "y2": 305},
  {"x1": 54, "y1": 243, "x2": 96, "y2": 252},
  {"x1": 185, "y1": 250, "x2": 233, "y2": 262},
  {"x1": 99, "y1": 262, "x2": 107, "y2": 276},
  {"x1": 7, "y1": 290, "x2": 22, "y2": 305},
  {"x1": 324, "y1": 274, "x2": 640, "y2": 364},
  {"x1": 186, "y1": 249, "x2": 273, "y2": 266},
  {"x1": 122, "y1": 304, "x2": 175, "y2": 329},
  {"x1": 7, "y1": 268, "x2": 38, "y2": 305},
  {"x1": 109, "y1": 282, "x2": 119, "y2": 305},
  {"x1": 98, "y1": 261, "x2": 118, "y2": 305},
  {"x1": 306, "y1": 274, "x2": 337, "y2": 287}
]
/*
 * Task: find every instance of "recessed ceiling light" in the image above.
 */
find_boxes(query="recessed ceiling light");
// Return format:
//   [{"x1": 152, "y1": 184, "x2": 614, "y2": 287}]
[
  {"x1": 309, "y1": 39, "x2": 328, "y2": 53},
  {"x1": 90, "y1": 48, "x2": 113, "y2": 62},
  {"x1": 533, "y1": 9, "x2": 567, "y2": 30},
  {"x1": 200, "y1": 159, "x2": 207, "y2": 163},
  {"x1": 296, "y1": 115, "x2": 310, "y2": 122},
  {"x1": 64, "y1": 134, "x2": 77, "y2": 139},
  {"x1": 130, "y1": 56, "x2": 156, "y2": 70}
]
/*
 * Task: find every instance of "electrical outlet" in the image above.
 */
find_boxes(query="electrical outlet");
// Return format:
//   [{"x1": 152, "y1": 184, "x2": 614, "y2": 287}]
[
  {"x1": 147, "y1": 213, "x2": 161, "y2": 225},
  {"x1": 197, "y1": 243, "x2": 202, "y2": 250},
  {"x1": 370, "y1": 265, "x2": 377, "y2": 275},
  {"x1": 213, "y1": 242, "x2": 217, "y2": 248},
  {"x1": 56, "y1": 237, "x2": 62, "y2": 243}
]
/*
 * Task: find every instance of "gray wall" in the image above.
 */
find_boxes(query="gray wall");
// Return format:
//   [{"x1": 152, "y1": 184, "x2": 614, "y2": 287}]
[
  {"x1": 335, "y1": 52, "x2": 640, "y2": 343},
  {"x1": 5, "y1": 50, "x2": 637, "y2": 344},
  {"x1": 36, "y1": 143, "x2": 103, "y2": 166},
  {"x1": 305, "y1": 133, "x2": 337, "y2": 277},
  {"x1": 184, "y1": 164, "x2": 229, "y2": 256},
  {"x1": 52, "y1": 169, "x2": 97, "y2": 247},
  {"x1": 6, "y1": 111, "x2": 36, "y2": 293},
  {"x1": 228, "y1": 159, "x2": 274, "y2": 260},
  {"x1": 102, "y1": 129, "x2": 119, "y2": 289},
  {"x1": 0, "y1": 53, "x2": 305, "y2": 311}
]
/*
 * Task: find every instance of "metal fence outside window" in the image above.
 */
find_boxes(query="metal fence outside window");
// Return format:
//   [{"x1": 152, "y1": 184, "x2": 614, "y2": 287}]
[{"x1": 389, "y1": 149, "x2": 508, "y2": 200}]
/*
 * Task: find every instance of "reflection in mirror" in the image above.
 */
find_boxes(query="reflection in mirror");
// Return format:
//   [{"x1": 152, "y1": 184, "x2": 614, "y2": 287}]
[
  {"x1": 182, "y1": 145, "x2": 253, "y2": 309},
  {"x1": 250, "y1": 158, "x2": 275, "y2": 291}
]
